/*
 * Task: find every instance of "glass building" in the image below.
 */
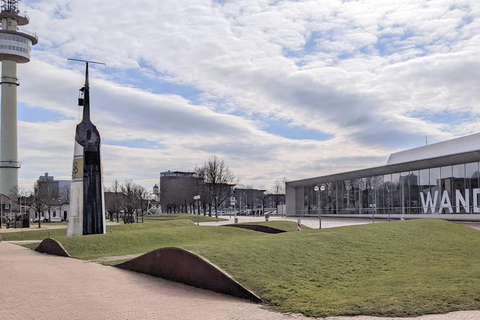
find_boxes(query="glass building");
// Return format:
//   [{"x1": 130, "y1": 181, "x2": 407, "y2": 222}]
[{"x1": 286, "y1": 133, "x2": 480, "y2": 219}]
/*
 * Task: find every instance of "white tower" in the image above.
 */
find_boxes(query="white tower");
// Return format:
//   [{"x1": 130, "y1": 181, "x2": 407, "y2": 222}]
[{"x1": 0, "y1": 0, "x2": 37, "y2": 195}]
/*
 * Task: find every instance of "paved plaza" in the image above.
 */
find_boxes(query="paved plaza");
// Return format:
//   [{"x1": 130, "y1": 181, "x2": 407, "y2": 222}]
[{"x1": 1, "y1": 217, "x2": 480, "y2": 319}]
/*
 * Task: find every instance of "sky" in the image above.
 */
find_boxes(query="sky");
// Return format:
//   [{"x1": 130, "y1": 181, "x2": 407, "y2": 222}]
[{"x1": 3, "y1": 0, "x2": 480, "y2": 192}]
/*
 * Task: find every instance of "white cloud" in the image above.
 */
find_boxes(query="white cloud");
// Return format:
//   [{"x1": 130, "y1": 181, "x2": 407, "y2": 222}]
[{"x1": 5, "y1": 0, "x2": 479, "y2": 191}]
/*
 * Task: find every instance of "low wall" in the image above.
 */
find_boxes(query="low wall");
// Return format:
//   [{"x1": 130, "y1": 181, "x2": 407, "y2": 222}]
[
  {"x1": 35, "y1": 238, "x2": 70, "y2": 257},
  {"x1": 116, "y1": 247, "x2": 262, "y2": 302},
  {"x1": 224, "y1": 224, "x2": 286, "y2": 234}
]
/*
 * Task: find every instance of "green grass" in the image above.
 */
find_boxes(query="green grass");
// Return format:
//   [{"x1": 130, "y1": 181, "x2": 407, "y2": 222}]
[
  {"x1": 3, "y1": 217, "x2": 480, "y2": 317},
  {"x1": 181, "y1": 220, "x2": 480, "y2": 317},
  {"x1": 143, "y1": 213, "x2": 226, "y2": 223}
]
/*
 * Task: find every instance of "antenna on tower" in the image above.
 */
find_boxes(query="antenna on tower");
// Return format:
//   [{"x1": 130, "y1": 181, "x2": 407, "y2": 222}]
[
  {"x1": 68, "y1": 58, "x2": 106, "y2": 91},
  {"x1": 1, "y1": 0, "x2": 20, "y2": 14},
  {"x1": 68, "y1": 58, "x2": 106, "y2": 67}
]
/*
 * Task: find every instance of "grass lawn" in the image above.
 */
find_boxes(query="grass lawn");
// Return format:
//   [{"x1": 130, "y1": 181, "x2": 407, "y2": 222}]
[
  {"x1": 183, "y1": 219, "x2": 480, "y2": 317},
  {"x1": 142, "y1": 213, "x2": 226, "y2": 223},
  {"x1": 3, "y1": 217, "x2": 480, "y2": 317}
]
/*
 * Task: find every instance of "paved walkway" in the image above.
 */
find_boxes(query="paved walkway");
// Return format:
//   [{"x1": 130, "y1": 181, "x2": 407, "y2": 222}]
[
  {"x1": 0, "y1": 221, "x2": 120, "y2": 234},
  {"x1": 200, "y1": 215, "x2": 383, "y2": 229},
  {"x1": 1, "y1": 242, "x2": 480, "y2": 319}
]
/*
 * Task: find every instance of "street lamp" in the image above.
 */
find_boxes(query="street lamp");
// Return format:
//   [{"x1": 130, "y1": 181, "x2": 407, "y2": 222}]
[
  {"x1": 193, "y1": 195, "x2": 200, "y2": 225},
  {"x1": 314, "y1": 186, "x2": 323, "y2": 229}
]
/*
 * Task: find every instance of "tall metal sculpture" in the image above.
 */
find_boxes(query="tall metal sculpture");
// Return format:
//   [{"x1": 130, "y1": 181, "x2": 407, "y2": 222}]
[{"x1": 67, "y1": 59, "x2": 106, "y2": 236}]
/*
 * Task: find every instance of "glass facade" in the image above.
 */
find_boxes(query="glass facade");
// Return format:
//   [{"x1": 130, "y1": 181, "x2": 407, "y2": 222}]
[{"x1": 293, "y1": 162, "x2": 480, "y2": 215}]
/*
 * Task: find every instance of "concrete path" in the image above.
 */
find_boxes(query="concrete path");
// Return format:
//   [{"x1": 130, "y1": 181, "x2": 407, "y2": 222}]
[
  {"x1": 200, "y1": 215, "x2": 383, "y2": 229},
  {"x1": 0, "y1": 221, "x2": 119, "y2": 234},
  {"x1": 1, "y1": 242, "x2": 480, "y2": 320}
]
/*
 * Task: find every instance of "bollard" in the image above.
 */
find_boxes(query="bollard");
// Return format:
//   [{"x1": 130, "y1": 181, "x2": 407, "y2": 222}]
[{"x1": 297, "y1": 219, "x2": 301, "y2": 231}]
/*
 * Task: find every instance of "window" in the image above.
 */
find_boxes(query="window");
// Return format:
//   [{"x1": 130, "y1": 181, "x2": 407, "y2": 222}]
[
  {"x1": 466, "y1": 162, "x2": 479, "y2": 213},
  {"x1": 440, "y1": 166, "x2": 453, "y2": 213}
]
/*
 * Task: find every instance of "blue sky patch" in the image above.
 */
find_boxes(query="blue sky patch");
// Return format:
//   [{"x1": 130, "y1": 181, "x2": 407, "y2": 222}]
[
  {"x1": 108, "y1": 65, "x2": 203, "y2": 105},
  {"x1": 458, "y1": 15, "x2": 474, "y2": 30},
  {"x1": 265, "y1": 119, "x2": 333, "y2": 141},
  {"x1": 409, "y1": 110, "x2": 473, "y2": 125},
  {"x1": 104, "y1": 138, "x2": 162, "y2": 149},
  {"x1": 376, "y1": 28, "x2": 420, "y2": 57},
  {"x1": 18, "y1": 103, "x2": 69, "y2": 123},
  {"x1": 303, "y1": 32, "x2": 320, "y2": 55}
]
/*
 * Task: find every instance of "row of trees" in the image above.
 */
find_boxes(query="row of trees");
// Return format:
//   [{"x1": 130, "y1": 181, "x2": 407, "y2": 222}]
[
  {"x1": 7, "y1": 179, "x2": 150, "y2": 227},
  {"x1": 161, "y1": 156, "x2": 287, "y2": 216},
  {"x1": 106, "y1": 180, "x2": 150, "y2": 224},
  {"x1": 160, "y1": 156, "x2": 237, "y2": 216},
  {"x1": 4, "y1": 156, "x2": 286, "y2": 227}
]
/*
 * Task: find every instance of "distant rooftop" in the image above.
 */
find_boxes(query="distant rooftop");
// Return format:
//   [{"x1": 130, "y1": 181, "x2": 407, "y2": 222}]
[{"x1": 160, "y1": 170, "x2": 194, "y2": 177}]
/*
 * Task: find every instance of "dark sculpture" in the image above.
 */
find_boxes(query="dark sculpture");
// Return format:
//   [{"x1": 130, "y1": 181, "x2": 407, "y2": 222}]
[{"x1": 68, "y1": 59, "x2": 106, "y2": 236}]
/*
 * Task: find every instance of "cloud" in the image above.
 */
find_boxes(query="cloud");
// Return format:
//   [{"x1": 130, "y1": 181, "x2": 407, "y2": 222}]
[{"x1": 8, "y1": 0, "x2": 480, "y2": 190}]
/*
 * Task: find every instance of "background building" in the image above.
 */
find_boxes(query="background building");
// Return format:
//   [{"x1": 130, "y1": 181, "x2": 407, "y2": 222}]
[
  {"x1": 286, "y1": 133, "x2": 480, "y2": 220},
  {"x1": 233, "y1": 188, "x2": 266, "y2": 214},
  {"x1": 34, "y1": 173, "x2": 71, "y2": 221},
  {"x1": 264, "y1": 193, "x2": 285, "y2": 210},
  {"x1": 160, "y1": 171, "x2": 197, "y2": 213},
  {"x1": 0, "y1": 193, "x2": 20, "y2": 220}
]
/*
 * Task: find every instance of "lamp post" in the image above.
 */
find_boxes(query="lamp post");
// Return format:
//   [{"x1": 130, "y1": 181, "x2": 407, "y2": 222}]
[
  {"x1": 193, "y1": 195, "x2": 200, "y2": 225},
  {"x1": 314, "y1": 186, "x2": 323, "y2": 229},
  {"x1": 153, "y1": 184, "x2": 159, "y2": 214}
]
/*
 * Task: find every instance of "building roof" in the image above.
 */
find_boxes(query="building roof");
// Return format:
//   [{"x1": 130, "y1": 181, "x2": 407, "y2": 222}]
[
  {"x1": 287, "y1": 133, "x2": 480, "y2": 187},
  {"x1": 387, "y1": 133, "x2": 480, "y2": 165},
  {"x1": 160, "y1": 171, "x2": 195, "y2": 177}
]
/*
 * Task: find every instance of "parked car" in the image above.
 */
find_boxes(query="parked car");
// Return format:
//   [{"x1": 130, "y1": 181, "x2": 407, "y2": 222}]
[{"x1": 33, "y1": 217, "x2": 45, "y2": 222}]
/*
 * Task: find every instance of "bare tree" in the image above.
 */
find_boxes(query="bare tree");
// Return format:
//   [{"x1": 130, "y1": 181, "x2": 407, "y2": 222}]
[
  {"x1": 136, "y1": 185, "x2": 149, "y2": 223},
  {"x1": 106, "y1": 180, "x2": 123, "y2": 222},
  {"x1": 269, "y1": 177, "x2": 288, "y2": 194},
  {"x1": 120, "y1": 180, "x2": 144, "y2": 224},
  {"x1": 194, "y1": 155, "x2": 237, "y2": 217},
  {"x1": 29, "y1": 181, "x2": 55, "y2": 228},
  {"x1": 8, "y1": 186, "x2": 27, "y2": 227}
]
